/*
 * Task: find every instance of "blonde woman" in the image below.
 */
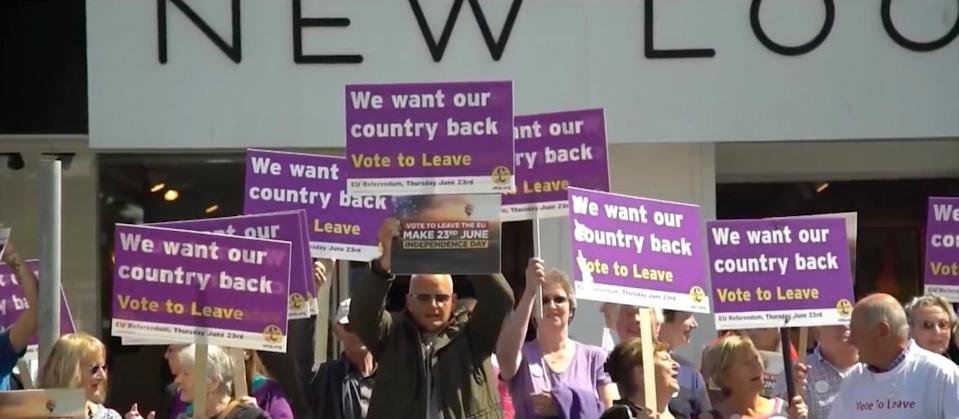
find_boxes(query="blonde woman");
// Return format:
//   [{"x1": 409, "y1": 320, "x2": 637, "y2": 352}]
[
  {"x1": 701, "y1": 335, "x2": 808, "y2": 419},
  {"x1": 497, "y1": 258, "x2": 616, "y2": 419},
  {"x1": 904, "y1": 294, "x2": 958, "y2": 355},
  {"x1": 39, "y1": 333, "x2": 121, "y2": 419}
]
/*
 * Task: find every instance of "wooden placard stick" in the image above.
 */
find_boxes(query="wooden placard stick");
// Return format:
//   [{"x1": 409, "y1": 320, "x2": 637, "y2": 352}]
[
  {"x1": 230, "y1": 348, "x2": 249, "y2": 399},
  {"x1": 192, "y1": 344, "x2": 209, "y2": 419},
  {"x1": 639, "y1": 308, "x2": 657, "y2": 412},
  {"x1": 798, "y1": 328, "x2": 809, "y2": 364}
]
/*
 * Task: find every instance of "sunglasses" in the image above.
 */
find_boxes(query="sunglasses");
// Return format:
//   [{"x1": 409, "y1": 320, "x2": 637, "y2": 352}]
[
  {"x1": 542, "y1": 296, "x2": 568, "y2": 305},
  {"x1": 410, "y1": 293, "x2": 453, "y2": 304}
]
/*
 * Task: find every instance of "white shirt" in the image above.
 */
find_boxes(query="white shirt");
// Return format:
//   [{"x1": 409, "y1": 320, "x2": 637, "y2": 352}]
[{"x1": 826, "y1": 342, "x2": 959, "y2": 419}]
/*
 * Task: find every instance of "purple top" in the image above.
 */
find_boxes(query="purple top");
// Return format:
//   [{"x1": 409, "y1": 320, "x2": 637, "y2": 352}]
[
  {"x1": 252, "y1": 376, "x2": 294, "y2": 419},
  {"x1": 509, "y1": 340, "x2": 612, "y2": 419}
]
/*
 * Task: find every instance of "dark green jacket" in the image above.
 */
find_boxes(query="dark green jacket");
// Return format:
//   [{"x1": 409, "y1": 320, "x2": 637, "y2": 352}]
[{"x1": 349, "y1": 261, "x2": 514, "y2": 419}]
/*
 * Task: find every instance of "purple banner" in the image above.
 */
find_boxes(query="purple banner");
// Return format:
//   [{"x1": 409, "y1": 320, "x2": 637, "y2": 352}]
[
  {"x1": 0, "y1": 260, "x2": 75, "y2": 359},
  {"x1": 567, "y1": 187, "x2": 709, "y2": 313},
  {"x1": 924, "y1": 197, "x2": 959, "y2": 301},
  {"x1": 153, "y1": 211, "x2": 314, "y2": 319},
  {"x1": 244, "y1": 149, "x2": 391, "y2": 261},
  {"x1": 502, "y1": 109, "x2": 610, "y2": 222},
  {"x1": 707, "y1": 217, "x2": 854, "y2": 329},
  {"x1": 111, "y1": 224, "x2": 291, "y2": 352},
  {"x1": 345, "y1": 81, "x2": 515, "y2": 196}
]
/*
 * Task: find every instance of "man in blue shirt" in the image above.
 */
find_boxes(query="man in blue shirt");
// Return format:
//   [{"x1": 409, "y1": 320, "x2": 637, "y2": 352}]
[{"x1": 0, "y1": 242, "x2": 39, "y2": 387}]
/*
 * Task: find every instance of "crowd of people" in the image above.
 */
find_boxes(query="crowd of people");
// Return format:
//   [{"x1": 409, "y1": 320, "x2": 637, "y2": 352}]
[{"x1": 1, "y1": 216, "x2": 959, "y2": 418}]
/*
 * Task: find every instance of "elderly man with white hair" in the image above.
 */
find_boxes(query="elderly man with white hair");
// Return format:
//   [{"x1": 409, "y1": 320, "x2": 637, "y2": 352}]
[
  {"x1": 173, "y1": 345, "x2": 268, "y2": 419},
  {"x1": 349, "y1": 218, "x2": 514, "y2": 419},
  {"x1": 827, "y1": 293, "x2": 959, "y2": 419}
]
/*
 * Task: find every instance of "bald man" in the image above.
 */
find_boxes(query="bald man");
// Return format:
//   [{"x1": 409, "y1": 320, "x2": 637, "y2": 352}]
[
  {"x1": 827, "y1": 293, "x2": 959, "y2": 419},
  {"x1": 349, "y1": 218, "x2": 514, "y2": 419}
]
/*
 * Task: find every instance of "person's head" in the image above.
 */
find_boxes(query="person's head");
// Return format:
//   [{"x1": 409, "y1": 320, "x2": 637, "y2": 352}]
[
  {"x1": 39, "y1": 333, "x2": 110, "y2": 404},
  {"x1": 600, "y1": 303, "x2": 619, "y2": 331},
  {"x1": 743, "y1": 328, "x2": 780, "y2": 352},
  {"x1": 904, "y1": 294, "x2": 957, "y2": 354},
  {"x1": 175, "y1": 345, "x2": 236, "y2": 404},
  {"x1": 659, "y1": 310, "x2": 698, "y2": 349},
  {"x1": 605, "y1": 338, "x2": 679, "y2": 402},
  {"x1": 813, "y1": 324, "x2": 857, "y2": 360},
  {"x1": 535, "y1": 269, "x2": 577, "y2": 333},
  {"x1": 165, "y1": 344, "x2": 188, "y2": 376},
  {"x1": 701, "y1": 335, "x2": 765, "y2": 400},
  {"x1": 332, "y1": 298, "x2": 370, "y2": 359},
  {"x1": 848, "y1": 293, "x2": 910, "y2": 367},
  {"x1": 615, "y1": 305, "x2": 663, "y2": 342},
  {"x1": 406, "y1": 274, "x2": 457, "y2": 333}
]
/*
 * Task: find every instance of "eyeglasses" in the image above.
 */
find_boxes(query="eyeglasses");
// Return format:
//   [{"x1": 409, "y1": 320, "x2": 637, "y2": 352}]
[
  {"x1": 542, "y1": 296, "x2": 568, "y2": 306},
  {"x1": 410, "y1": 293, "x2": 452, "y2": 304}
]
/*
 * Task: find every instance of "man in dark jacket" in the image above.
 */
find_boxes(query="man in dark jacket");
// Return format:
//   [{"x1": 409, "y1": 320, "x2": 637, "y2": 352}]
[
  {"x1": 311, "y1": 298, "x2": 376, "y2": 419},
  {"x1": 350, "y1": 218, "x2": 514, "y2": 419}
]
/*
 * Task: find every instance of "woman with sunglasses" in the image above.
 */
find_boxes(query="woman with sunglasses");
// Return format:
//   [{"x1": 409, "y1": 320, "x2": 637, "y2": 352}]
[
  {"x1": 39, "y1": 333, "x2": 122, "y2": 419},
  {"x1": 497, "y1": 258, "x2": 616, "y2": 419}
]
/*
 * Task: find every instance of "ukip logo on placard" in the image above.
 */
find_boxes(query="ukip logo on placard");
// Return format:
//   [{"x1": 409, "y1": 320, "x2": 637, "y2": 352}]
[
  {"x1": 263, "y1": 325, "x2": 284, "y2": 343},
  {"x1": 491, "y1": 166, "x2": 512, "y2": 185},
  {"x1": 689, "y1": 286, "x2": 706, "y2": 304},
  {"x1": 836, "y1": 299, "x2": 853, "y2": 317},
  {"x1": 290, "y1": 293, "x2": 306, "y2": 310}
]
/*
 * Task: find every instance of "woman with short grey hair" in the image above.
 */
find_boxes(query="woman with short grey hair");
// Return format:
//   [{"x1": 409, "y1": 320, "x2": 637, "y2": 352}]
[
  {"x1": 904, "y1": 294, "x2": 958, "y2": 355},
  {"x1": 173, "y1": 345, "x2": 268, "y2": 419}
]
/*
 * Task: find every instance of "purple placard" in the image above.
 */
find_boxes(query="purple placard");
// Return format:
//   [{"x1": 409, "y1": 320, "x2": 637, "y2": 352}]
[
  {"x1": 924, "y1": 197, "x2": 959, "y2": 301},
  {"x1": 111, "y1": 224, "x2": 291, "y2": 352},
  {"x1": 244, "y1": 149, "x2": 391, "y2": 261},
  {"x1": 567, "y1": 187, "x2": 709, "y2": 313},
  {"x1": 153, "y1": 211, "x2": 314, "y2": 320},
  {"x1": 502, "y1": 109, "x2": 610, "y2": 222},
  {"x1": 0, "y1": 260, "x2": 76, "y2": 360},
  {"x1": 345, "y1": 81, "x2": 515, "y2": 196},
  {"x1": 707, "y1": 217, "x2": 854, "y2": 329}
]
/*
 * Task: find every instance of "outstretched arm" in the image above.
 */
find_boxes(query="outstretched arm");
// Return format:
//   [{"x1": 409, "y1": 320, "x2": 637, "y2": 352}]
[
  {"x1": 495, "y1": 258, "x2": 544, "y2": 381},
  {"x1": 348, "y1": 219, "x2": 400, "y2": 356},
  {"x1": 466, "y1": 272, "x2": 514, "y2": 360}
]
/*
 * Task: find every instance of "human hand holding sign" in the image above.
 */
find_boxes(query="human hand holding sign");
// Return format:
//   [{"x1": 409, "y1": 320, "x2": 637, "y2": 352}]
[
  {"x1": 377, "y1": 218, "x2": 400, "y2": 272},
  {"x1": 313, "y1": 258, "x2": 335, "y2": 290},
  {"x1": 792, "y1": 362, "x2": 808, "y2": 398},
  {"x1": 1, "y1": 241, "x2": 21, "y2": 267},
  {"x1": 525, "y1": 257, "x2": 545, "y2": 296},
  {"x1": 788, "y1": 395, "x2": 808, "y2": 419}
]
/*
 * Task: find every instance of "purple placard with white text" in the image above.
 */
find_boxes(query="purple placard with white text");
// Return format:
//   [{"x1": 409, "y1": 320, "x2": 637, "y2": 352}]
[
  {"x1": 153, "y1": 211, "x2": 314, "y2": 319},
  {"x1": 0, "y1": 260, "x2": 76, "y2": 360},
  {"x1": 244, "y1": 149, "x2": 391, "y2": 261},
  {"x1": 567, "y1": 187, "x2": 709, "y2": 313},
  {"x1": 345, "y1": 81, "x2": 515, "y2": 196},
  {"x1": 502, "y1": 109, "x2": 610, "y2": 221},
  {"x1": 111, "y1": 224, "x2": 291, "y2": 352},
  {"x1": 707, "y1": 217, "x2": 854, "y2": 329},
  {"x1": 924, "y1": 197, "x2": 959, "y2": 301}
]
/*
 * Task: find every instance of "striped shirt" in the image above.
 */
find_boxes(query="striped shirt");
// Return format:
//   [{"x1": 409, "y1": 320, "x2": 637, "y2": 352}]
[{"x1": 774, "y1": 347, "x2": 855, "y2": 419}]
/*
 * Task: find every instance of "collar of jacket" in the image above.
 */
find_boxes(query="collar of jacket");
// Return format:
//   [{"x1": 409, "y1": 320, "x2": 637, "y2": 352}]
[{"x1": 401, "y1": 305, "x2": 472, "y2": 354}]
